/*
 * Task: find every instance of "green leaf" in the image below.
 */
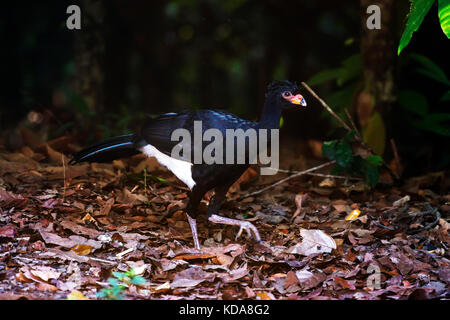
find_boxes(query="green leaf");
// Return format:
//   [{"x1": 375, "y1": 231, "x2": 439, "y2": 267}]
[
  {"x1": 108, "y1": 278, "x2": 120, "y2": 286},
  {"x1": 97, "y1": 289, "x2": 110, "y2": 299},
  {"x1": 322, "y1": 138, "x2": 353, "y2": 168},
  {"x1": 438, "y1": 0, "x2": 450, "y2": 38},
  {"x1": 344, "y1": 130, "x2": 357, "y2": 141},
  {"x1": 70, "y1": 93, "x2": 94, "y2": 117},
  {"x1": 398, "y1": 0, "x2": 435, "y2": 55},
  {"x1": 365, "y1": 155, "x2": 383, "y2": 167},
  {"x1": 440, "y1": 90, "x2": 450, "y2": 101},
  {"x1": 307, "y1": 55, "x2": 362, "y2": 87},
  {"x1": 412, "y1": 113, "x2": 450, "y2": 136},
  {"x1": 362, "y1": 112, "x2": 386, "y2": 156},
  {"x1": 338, "y1": 54, "x2": 363, "y2": 86},
  {"x1": 334, "y1": 140, "x2": 353, "y2": 168},
  {"x1": 307, "y1": 68, "x2": 343, "y2": 86},
  {"x1": 398, "y1": 90, "x2": 429, "y2": 116},
  {"x1": 416, "y1": 68, "x2": 450, "y2": 86},
  {"x1": 350, "y1": 155, "x2": 366, "y2": 174},
  {"x1": 325, "y1": 82, "x2": 359, "y2": 112},
  {"x1": 322, "y1": 140, "x2": 338, "y2": 160},
  {"x1": 125, "y1": 268, "x2": 136, "y2": 277},
  {"x1": 410, "y1": 53, "x2": 450, "y2": 86},
  {"x1": 130, "y1": 276, "x2": 146, "y2": 285},
  {"x1": 112, "y1": 272, "x2": 126, "y2": 280},
  {"x1": 364, "y1": 164, "x2": 380, "y2": 188}
]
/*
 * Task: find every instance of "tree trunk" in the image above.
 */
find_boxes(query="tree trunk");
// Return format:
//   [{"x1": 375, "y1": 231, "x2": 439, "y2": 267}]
[
  {"x1": 74, "y1": 0, "x2": 106, "y2": 113},
  {"x1": 359, "y1": 0, "x2": 396, "y2": 156}
]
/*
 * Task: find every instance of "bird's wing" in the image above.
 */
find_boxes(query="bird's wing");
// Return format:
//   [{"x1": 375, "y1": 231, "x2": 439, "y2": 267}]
[
  {"x1": 140, "y1": 111, "x2": 191, "y2": 157},
  {"x1": 140, "y1": 110, "x2": 257, "y2": 162}
]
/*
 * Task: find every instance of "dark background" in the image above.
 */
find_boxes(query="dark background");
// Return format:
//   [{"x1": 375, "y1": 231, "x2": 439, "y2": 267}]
[{"x1": 0, "y1": 0, "x2": 448, "y2": 177}]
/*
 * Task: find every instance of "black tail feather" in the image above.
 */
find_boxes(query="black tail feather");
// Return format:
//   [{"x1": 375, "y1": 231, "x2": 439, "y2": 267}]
[{"x1": 69, "y1": 134, "x2": 143, "y2": 164}]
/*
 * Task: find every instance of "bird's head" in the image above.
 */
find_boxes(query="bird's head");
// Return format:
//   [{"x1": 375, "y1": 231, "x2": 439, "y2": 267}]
[{"x1": 266, "y1": 80, "x2": 307, "y2": 109}]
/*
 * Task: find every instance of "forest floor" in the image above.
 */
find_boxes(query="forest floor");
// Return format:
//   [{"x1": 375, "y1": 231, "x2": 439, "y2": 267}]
[{"x1": 0, "y1": 136, "x2": 449, "y2": 300}]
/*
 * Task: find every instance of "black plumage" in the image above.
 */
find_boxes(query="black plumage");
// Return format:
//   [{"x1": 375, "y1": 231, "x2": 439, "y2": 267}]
[{"x1": 70, "y1": 80, "x2": 306, "y2": 249}]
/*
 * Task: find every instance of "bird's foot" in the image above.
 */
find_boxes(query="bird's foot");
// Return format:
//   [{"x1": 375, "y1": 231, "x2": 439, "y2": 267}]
[
  {"x1": 208, "y1": 214, "x2": 262, "y2": 243},
  {"x1": 235, "y1": 221, "x2": 261, "y2": 242}
]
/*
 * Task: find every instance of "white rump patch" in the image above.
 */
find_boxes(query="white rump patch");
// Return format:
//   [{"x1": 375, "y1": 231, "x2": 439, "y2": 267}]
[{"x1": 140, "y1": 144, "x2": 196, "y2": 189}]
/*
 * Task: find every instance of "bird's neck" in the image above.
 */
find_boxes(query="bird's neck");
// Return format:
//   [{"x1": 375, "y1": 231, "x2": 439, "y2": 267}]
[{"x1": 258, "y1": 94, "x2": 282, "y2": 129}]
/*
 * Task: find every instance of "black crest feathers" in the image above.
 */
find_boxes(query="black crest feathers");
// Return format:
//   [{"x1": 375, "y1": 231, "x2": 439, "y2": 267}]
[{"x1": 266, "y1": 80, "x2": 298, "y2": 96}]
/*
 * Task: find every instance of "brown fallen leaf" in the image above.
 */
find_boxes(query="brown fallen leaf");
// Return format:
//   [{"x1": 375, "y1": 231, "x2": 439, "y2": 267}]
[
  {"x1": 0, "y1": 293, "x2": 29, "y2": 300},
  {"x1": 0, "y1": 225, "x2": 16, "y2": 238},
  {"x1": 67, "y1": 290, "x2": 90, "y2": 300},
  {"x1": 15, "y1": 272, "x2": 34, "y2": 283},
  {"x1": 46, "y1": 144, "x2": 69, "y2": 165},
  {"x1": 245, "y1": 286, "x2": 256, "y2": 299},
  {"x1": 284, "y1": 271, "x2": 299, "y2": 289},
  {"x1": 98, "y1": 198, "x2": 114, "y2": 216},
  {"x1": 256, "y1": 292, "x2": 274, "y2": 300},
  {"x1": 218, "y1": 265, "x2": 248, "y2": 282},
  {"x1": 30, "y1": 266, "x2": 61, "y2": 282},
  {"x1": 292, "y1": 193, "x2": 308, "y2": 220},
  {"x1": 81, "y1": 213, "x2": 98, "y2": 226},
  {"x1": 229, "y1": 167, "x2": 258, "y2": 193},
  {"x1": 118, "y1": 188, "x2": 148, "y2": 205},
  {"x1": 153, "y1": 281, "x2": 171, "y2": 293},
  {"x1": 72, "y1": 244, "x2": 93, "y2": 256},
  {"x1": 296, "y1": 270, "x2": 326, "y2": 290},
  {"x1": 334, "y1": 277, "x2": 356, "y2": 290},
  {"x1": 35, "y1": 282, "x2": 58, "y2": 292},
  {"x1": 170, "y1": 266, "x2": 215, "y2": 289},
  {"x1": 172, "y1": 253, "x2": 216, "y2": 261},
  {"x1": 41, "y1": 198, "x2": 60, "y2": 209},
  {"x1": 216, "y1": 254, "x2": 233, "y2": 266},
  {"x1": 319, "y1": 178, "x2": 335, "y2": 188},
  {"x1": 39, "y1": 230, "x2": 102, "y2": 250},
  {"x1": 290, "y1": 229, "x2": 336, "y2": 256},
  {"x1": 0, "y1": 189, "x2": 28, "y2": 209},
  {"x1": 60, "y1": 220, "x2": 102, "y2": 239}
]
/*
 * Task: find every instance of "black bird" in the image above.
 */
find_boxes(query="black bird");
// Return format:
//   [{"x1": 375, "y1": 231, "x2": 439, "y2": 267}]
[{"x1": 70, "y1": 80, "x2": 306, "y2": 249}]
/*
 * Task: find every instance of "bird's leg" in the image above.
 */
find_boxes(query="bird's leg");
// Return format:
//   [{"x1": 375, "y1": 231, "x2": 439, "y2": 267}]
[
  {"x1": 207, "y1": 183, "x2": 262, "y2": 243},
  {"x1": 187, "y1": 214, "x2": 200, "y2": 250},
  {"x1": 185, "y1": 186, "x2": 206, "y2": 249},
  {"x1": 208, "y1": 214, "x2": 262, "y2": 242}
]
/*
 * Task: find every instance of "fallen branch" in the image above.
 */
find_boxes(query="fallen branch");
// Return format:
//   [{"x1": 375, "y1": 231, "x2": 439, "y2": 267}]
[
  {"x1": 241, "y1": 160, "x2": 336, "y2": 198},
  {"x1": 266, "y1": 167, "x2": 362, "y2": 181},
  {"x1": 62, "y1": 153, "x2": 66, "y2": 202},
  {"x1": 301, "y1": 82, "x2": 400, "y2": 182},
  {"x1": 377, "y1": 203, "x2": 441, "y2": 235},
  {"x1": 405, "y1": 203, "x2": 441, "y2": 235}
]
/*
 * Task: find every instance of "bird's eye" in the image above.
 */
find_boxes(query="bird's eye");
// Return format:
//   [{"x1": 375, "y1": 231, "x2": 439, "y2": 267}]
[{"x1": 282, "y1": 91, "x2": 292, "y2": 98}]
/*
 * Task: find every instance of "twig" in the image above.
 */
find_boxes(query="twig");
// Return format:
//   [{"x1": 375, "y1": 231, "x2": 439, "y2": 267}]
[
  {"x1": 377, "y1": 203, "x2": 441, "y2": 235},
  {"x1": 144, "y1": 168, "x2": 147, "y2": 196},
  {"x1": 241, "y1": 160, "x2": 336, "y2": 198},
  {"x1": 390, "y1": 138, "x2": 401, "y2": 174},
  {"x1": 406, "y1": 203, "x2": 441, "y2": 234},
  {"x1": 301, "y1": 82, "x2": 352, "y2": 132},
  {"x1": 264, "y1": 167, "x2": 362, "y2": 180},
  {"x1": 62, "y1": 153, "x2": 66, "y2": 202},
  {"x1": 307, "y1": 172, "x2": 361, "y2": 180},
  {"x1": 301, "y1": 82, "x2": 400, "y2": 182},
  {"x1": 344, "y1": 108, "x2": 359, "y2": 133},
  {"x1": 89, "y1": 257, "x2": 117, "y2": 265}
]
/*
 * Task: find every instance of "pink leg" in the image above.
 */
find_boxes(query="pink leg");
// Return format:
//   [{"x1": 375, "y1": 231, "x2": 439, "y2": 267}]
[
  {"x1": 208, "y1": 214, "x2": 262, "y2": 243},
  {"x1": 187, "y1": 214, "x2": 200, "y2": 249}
]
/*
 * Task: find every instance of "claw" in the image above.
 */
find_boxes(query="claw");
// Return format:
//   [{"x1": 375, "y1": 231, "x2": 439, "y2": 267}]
[
  {"x1": 209, "y1": 214, "x2": 261, "y2": 243},
  {"x1": 235, "y1": 221, "x2": 260, "y2": 241}
]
